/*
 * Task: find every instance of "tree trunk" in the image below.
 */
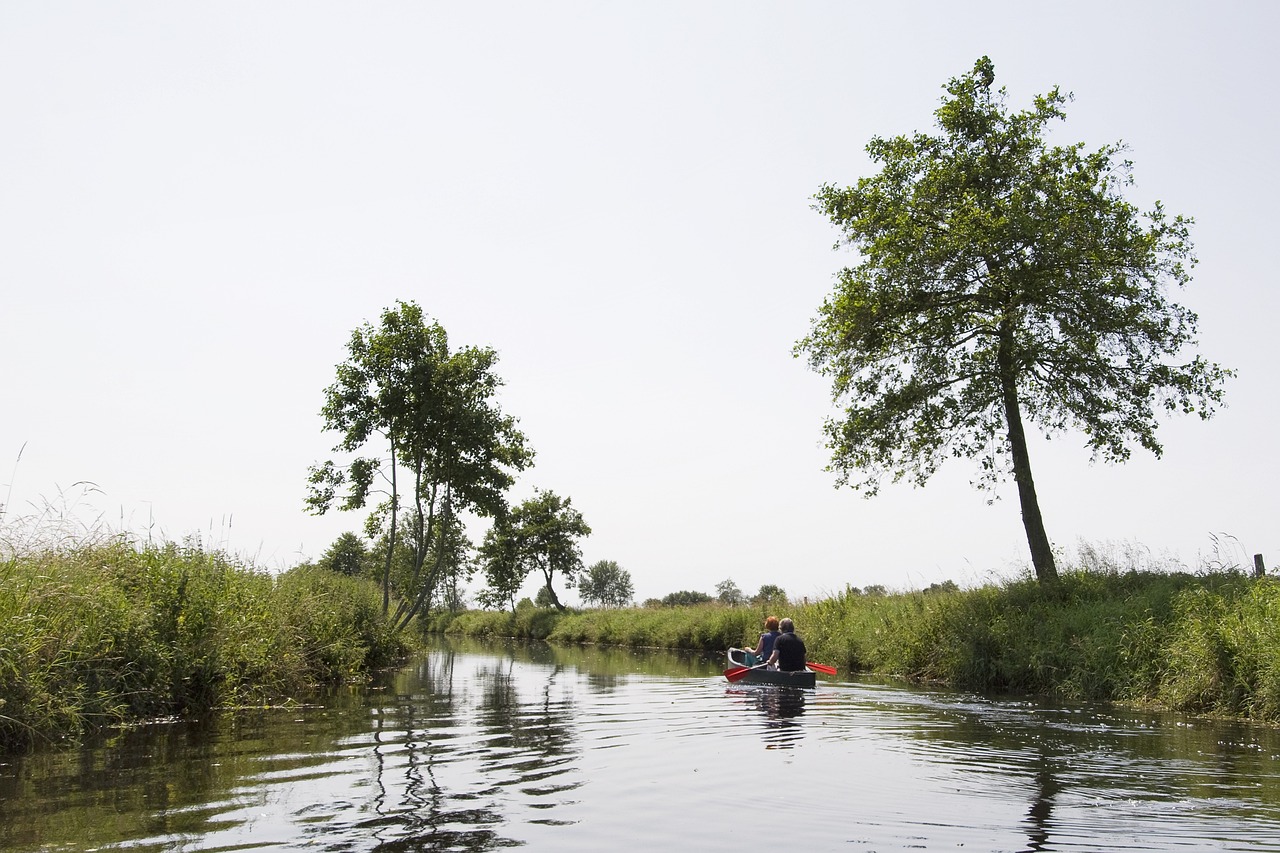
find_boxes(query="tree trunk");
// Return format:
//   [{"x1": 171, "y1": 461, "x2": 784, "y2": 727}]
[
  {"x1": 542, "y1": 574, "x2": 566, "y2": 611},
  {"x1": 382, "y1": 442, "x2": 398, "y2": 615},
  {"x1": 396, "y1": 485, "x2": 451, "y2": 632},
  {"x1": 998, "y1": 322, "x2": 1058, "y2": 583}
]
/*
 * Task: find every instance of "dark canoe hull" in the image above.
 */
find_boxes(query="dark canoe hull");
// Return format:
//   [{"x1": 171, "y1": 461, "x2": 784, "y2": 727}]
[
  {"x1": 726, "y1": 648, "x2": 818, "y2": 688},
  {"x1": 738, "y1": 668, "x2": 816, "y2": 688}
]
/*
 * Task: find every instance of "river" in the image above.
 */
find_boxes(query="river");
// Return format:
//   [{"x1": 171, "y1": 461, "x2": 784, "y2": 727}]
[{"x1": 2, "y1": 638, "x2": 1280, "y2": 851}]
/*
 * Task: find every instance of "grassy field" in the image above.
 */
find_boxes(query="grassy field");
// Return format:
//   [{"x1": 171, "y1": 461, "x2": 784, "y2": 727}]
[
  {"x1": 0, "y1": 537, "x2": 408, "y2": 751},
  {"x1": 438, "y1": 568, "x2": 1280, "y2": 723}
]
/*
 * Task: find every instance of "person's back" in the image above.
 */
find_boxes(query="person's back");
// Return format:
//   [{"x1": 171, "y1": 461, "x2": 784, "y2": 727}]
[
  {"x1": 771, "y1": 617, "x2": 807, "y2": 671},
  {"x1": 759, "y1": 628, "x2": 780, "y2": 660}
]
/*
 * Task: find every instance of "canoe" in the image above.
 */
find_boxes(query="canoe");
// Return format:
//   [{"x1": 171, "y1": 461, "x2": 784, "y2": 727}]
[{"x1": 725, "y1": 648, "x2": 817, "y2": 688}]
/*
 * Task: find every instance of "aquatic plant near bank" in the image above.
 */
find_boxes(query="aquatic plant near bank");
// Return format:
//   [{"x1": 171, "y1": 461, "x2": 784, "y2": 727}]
[{"x1": 0, "y1": 539, "x2": 408, "y2": 751}]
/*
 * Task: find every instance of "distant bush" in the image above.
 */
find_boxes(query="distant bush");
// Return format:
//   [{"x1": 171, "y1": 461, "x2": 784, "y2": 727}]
[{"x1": 659, "y1": 590, "x2": 713, "y2": 607}]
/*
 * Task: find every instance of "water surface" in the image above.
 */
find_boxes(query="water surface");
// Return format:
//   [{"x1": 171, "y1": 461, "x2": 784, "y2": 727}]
[{"x1": 3, "y1": 638, "x2": 1279, "y2": 851}]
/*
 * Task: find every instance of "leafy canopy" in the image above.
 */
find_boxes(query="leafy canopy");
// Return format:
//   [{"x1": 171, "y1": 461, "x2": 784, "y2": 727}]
[
  {"x1": 478, "y1": 490, "x2": 591, "y2": 612},
  {"x1": 578, "y1": 559, "x2": 635, "y2": 609},
  {"x1": 797, "y1": 56, "x2": 1231, "y2": 498},
  {"x1": 715, "y1": 578, "x2": 744, "y2": 606},
  {"x1": 307, "y1": 300, "x2": 531, "y2": 622}
]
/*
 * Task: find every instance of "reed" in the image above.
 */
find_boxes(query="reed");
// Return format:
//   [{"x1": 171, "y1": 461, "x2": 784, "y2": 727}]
[
  {"x1": 0, "y1": 538, "x2": 408, "y2": 751},
  {"x1": 438, "y1": 566, "x2": 1280, "y2": 723}
]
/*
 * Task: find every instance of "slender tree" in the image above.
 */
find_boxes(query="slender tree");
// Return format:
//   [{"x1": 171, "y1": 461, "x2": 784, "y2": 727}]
[
  {"x1": 797, "y1": 57, "x2": 1231, "y2": 583},
  {"x1": 306, "y1": 301, "x2": 532, "y2": 625}
]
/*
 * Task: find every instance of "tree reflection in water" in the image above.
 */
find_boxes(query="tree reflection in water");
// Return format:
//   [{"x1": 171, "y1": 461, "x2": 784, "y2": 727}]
[
  {"x1": 356, "y1": 647, "x2": 583, "y2": 850},
  {"x1": 1021, "y1": 753, "x2": 1063, "y2": 852}
]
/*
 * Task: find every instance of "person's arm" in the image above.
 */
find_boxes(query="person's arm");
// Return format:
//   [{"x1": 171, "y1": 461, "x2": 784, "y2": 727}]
[{"x1": 752, "y1": 637, "x2": 765, "y2": 656}]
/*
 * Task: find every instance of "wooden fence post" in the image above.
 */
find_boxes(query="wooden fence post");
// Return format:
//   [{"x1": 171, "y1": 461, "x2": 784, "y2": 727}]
[{"x1": 1254, "y1": 554, "x2": 1266, "y2": 577}]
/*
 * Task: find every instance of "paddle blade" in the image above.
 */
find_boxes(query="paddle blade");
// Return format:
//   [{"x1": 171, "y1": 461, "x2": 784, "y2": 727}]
[
  {"x1": 806, "y1": 661, "x2": 838, "y2": 676},
  {"x1": 724, "y1": 664, "x2": 768, "y2": 683}
]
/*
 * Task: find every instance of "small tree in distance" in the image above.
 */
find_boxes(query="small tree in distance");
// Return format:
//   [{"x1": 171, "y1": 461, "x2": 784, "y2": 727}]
[
  {"x1": 478, "y1": 489, "x2": 591, "y2": 612},
  {"x1": 751, "y1": 584, "x2": 787, "y2": 608},
  {"x1": 318, "y1": 532, "x2": 367, "y2": 576},
  {"x1": 579, "y1": 560, "x2": 635, "y2": 609},
  {"x1": 716, "y1": 579, "x2": 745, "y2": 606}
]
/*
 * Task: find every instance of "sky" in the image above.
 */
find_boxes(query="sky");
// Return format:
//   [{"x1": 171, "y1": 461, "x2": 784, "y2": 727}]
[{"x1": 2, "y1": 2, "x2": 1276, "y2": 605}]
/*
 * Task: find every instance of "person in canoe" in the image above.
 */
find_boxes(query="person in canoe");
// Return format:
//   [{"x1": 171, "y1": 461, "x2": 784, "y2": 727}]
[
  {"x1": 742, "y1": 616, "x2": 781, "y2": 666},
  {"x1": 767, "y1": 617, "x2": 807, "y2": 672}
]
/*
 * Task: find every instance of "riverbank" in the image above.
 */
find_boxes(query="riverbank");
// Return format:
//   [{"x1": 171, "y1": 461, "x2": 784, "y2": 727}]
[
  {"x1": 6, "y1": 538, "x2": 1277, "y2": 752},
  {"x1": 438, "y1": 569, "x2": 1280, "y2": 723},
  {"x1": 0, "y1": 538, "x2": 408, "y2": 752}
]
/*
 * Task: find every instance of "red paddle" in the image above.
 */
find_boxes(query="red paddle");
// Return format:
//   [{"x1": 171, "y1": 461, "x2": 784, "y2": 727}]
[
  {"x1": 724, "y1": 663, "x2": 768, "y2": 683},
  {"x1": 806, "y1": 662, "x2": 838, "y2": 675}
]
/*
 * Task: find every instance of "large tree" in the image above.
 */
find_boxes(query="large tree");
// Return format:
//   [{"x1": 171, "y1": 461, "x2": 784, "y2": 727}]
[
  {"x1": 478, "y1": 490, "x2": 590, "y2": 611},
  {"x1": 306, "y1": 301, "x2": 532, "y2": 626},
  {"x1": 796, "y1": 57, "x2": 1231, "y2": 583}
]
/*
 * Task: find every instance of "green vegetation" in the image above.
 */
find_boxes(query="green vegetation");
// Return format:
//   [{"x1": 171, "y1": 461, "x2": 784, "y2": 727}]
[
  {"x1": 306, "y1": 300, "x2": 533, "y2": 629},
  {"x1": 715, "y1": 578, "x2": 745, "y2": 606},
  {"x1": 0, "y1": 537, "x2": 408, "y2": 752},
  {"x1": 651, "y1": 590, "x2": 713, "y2": 607},
  {"x1": 477, "y1": 489, "x2": 590, "y2": 611},
  {"x1": 578, "y1": 560, "x2": 634, "y2": 609},
  {"x1": 798, "y1": 57, "x2": 1231, "y2": 583},
  {"x1": 9, "y1": 522, "x2": 1280, "y2": 754},
  {"x1": 439, "y1": 567, "x2": 1280, "y2": 723}
]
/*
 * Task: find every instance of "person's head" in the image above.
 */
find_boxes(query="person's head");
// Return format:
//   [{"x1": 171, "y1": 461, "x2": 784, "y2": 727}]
[
  {"x1": 779, "y1": 617, "x2": 795, "y2": 633},
  {"x1": 764, "y1": 616, "x2": 779, "y2": 631}
]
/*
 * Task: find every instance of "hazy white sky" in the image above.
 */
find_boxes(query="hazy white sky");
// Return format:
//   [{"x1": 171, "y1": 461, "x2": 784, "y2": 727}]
[{"x1": 3, "y1": 2, "x2": 1276, "y2": 604}]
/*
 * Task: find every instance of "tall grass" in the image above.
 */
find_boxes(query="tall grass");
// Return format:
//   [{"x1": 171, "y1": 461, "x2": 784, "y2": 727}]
[
  {"x1": 0, "y1": 537, "x2": 408, "y2": 751},
  {"x1": 439, "y1": 568, "x2": 1280, "y2": 723}
]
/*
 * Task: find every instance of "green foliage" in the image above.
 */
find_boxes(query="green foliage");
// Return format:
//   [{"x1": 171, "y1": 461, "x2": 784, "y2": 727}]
[
  {"x1": 317, "y1": 532, "x2": 368, "y2": 576},
  {"x1": 658, "y1": 590, "x2": 712, "y2": 607},
  {"x1": 1155, "y1": 578, "x2": 1280, "y2": 718},
  {"x1": 715, "y1": 578, "x2": 744, "y2": 606},
  {"x1": 0, "y1": 538, "x2": 409, "y2": 752},
  {"x1": 478, "y1": 490, "x2": 590, "y2": 612},
  {"x1": 578, "y1": 559, "x2": 634, "y2": 609},
  {"x1": 433, "y1": 559, "x2": 1280, "y2": 722},
  {"x1": 797, "y1": 57, "x2": 1232, "y2": 583},
  {"x1": 549, "y1": 606, "x2": 762, "y2": 652},
  {"x1": 794, "y1": 566, "x2": 1270, "y2": 713},
  {"x1": 751, "y1": 584, "x2": 788, "y2": 607},
  {"x1": 306, "y1": 300, "x2": 532, "y2": 628},
  {"x1": 438, "y1": 605, "x2": 564, "y2": 641}
]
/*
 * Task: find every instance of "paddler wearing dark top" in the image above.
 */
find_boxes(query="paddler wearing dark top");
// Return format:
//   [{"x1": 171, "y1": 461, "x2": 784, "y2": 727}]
[{"x1": 767, "y1": 617, "x2": 806, "y2": 672}]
